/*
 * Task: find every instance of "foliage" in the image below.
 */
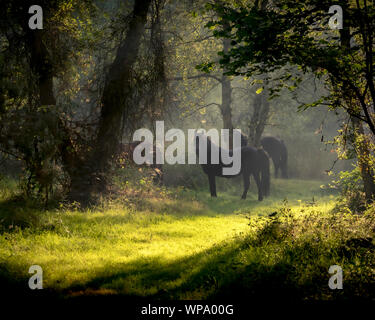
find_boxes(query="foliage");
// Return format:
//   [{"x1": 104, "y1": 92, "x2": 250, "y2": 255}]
[
  {"x1": 330, "y1": 165, "x2": 368, "y2": 213},
  {"x1": 200, "y1": 0, "x2": 375, "y2": 137},
  {"x1": 335, "y1": 166, "x2": 363, "y2": 195},
  {"x1": 243, "y1": 201, "x2": 375, "y2": 300},
  {"x1": 0, "y1": 0, "x2": 98, "y2": 202},
  {"x1": 199, "y1": 0, "x2": 375, "y2": 200}
]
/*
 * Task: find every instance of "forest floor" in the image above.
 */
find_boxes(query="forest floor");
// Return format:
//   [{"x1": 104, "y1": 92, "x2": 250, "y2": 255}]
[{"x1": 0, "y1": 176, "x2": 374, "y2": 302}]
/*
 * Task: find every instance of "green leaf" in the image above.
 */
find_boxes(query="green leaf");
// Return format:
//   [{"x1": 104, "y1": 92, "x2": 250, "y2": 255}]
[{"x1": 256, "y1": 87, "x2": 263, "y2": 94}]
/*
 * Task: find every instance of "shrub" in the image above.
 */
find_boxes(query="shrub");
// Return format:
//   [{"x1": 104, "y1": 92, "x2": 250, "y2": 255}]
[
  {"x1": 332, "y1": 166, "x2": 367, "y2": 213},
  {"x1": 245, "y1": 201, "x2": 375, "y2": 299}
]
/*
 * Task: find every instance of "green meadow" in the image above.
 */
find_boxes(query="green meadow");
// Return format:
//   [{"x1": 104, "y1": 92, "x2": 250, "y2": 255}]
[{"x1": 0, "y1": 177, "x2": 374, "y2": 301}]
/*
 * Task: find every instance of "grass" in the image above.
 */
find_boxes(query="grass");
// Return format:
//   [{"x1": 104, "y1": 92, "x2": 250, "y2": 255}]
[{"x1": 0, "y1": 175, "x2": 374, "y2": 301}]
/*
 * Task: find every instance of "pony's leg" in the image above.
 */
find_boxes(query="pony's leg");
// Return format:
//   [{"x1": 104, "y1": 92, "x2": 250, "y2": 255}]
[
  {"x1": 281, "y1": 164, "x2": 288, "y2": 179},
  {"x1": 254, "y1": 172, "x2": 263, "y2": 201},
  {"x1": 208, "y1": 174, "x2": 217, "y2": 197},
  {"x1": 241, "y1": 172, "x2": 250, "y2": 199},
  {"x1": 274, "y1": 162, "x2": 279, "y2": 178}
]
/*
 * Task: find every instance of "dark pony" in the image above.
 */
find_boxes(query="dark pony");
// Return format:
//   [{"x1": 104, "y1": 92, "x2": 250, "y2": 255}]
[
  {"x1": 118, "y1": 142, "x2": 163, "y2": 183},
  {"x1": 195, "y1": 133, "x2": 270, "y2": 201},
  {"x1": 260, "y1": 136, "x2": 288, "y2": 179}
]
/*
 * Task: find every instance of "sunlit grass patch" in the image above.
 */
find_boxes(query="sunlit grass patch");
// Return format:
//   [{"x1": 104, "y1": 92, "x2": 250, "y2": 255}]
[
  {"x1": 1, "y1": 178, "x2": 373, "y2": 300},
  {"x1": 0, "y1": 198, "x2": 250, "y2": 295}
]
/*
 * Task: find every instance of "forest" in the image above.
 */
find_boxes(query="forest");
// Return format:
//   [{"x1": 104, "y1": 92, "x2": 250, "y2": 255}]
[{"x1": 1, "y1": 0, "x2": 375, "y2": 310}]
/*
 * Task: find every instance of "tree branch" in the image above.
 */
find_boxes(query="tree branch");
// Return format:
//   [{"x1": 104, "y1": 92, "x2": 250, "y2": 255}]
[
  {"x1": 169, "y1": 74, "x2": 221, "y2": 82},
  {"x1": 181, "y1": 102, "x2": 221, "y2": 119}
]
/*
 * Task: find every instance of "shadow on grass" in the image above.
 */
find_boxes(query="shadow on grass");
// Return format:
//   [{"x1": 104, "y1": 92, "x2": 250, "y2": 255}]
[
  {"x1": 51, "y1": 238, "x2": 348, "y2": 302},
  {"x1": 1, "y1": 233, "x2": 373, "y2": 307}
]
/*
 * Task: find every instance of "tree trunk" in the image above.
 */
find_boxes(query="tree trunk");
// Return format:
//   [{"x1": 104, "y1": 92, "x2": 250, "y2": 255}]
[
  {"x1": 14, "y1": 3, "x2": 55, "y2": 106},
  {"x1": 220, "y1": 37, "x2": 234, "y2": 148},
  {"x1": 247, "y1": 0, "x2": 270, "y2": 148},
  {"x1": 30, "y1": 30, "x2": 55, "y2": 105},
  {"x1": 248, "y1": 86, "x2": 270, "y2": 147},
  {"x1": 68, "y1": 0, "x2": 152, "y2": 203},
  {"x1": 221, "y1": 74, "x2": 233, "y2": 130},
  {"x1": 351, "y1": 117, "x2": 375, "y2": 202},
  {"x1": 26, "y1": 5, "x2": 55, "y2": 106},
  {"x1": 96, "y1": 0, "x2": 152, "y2": 171},
  {"x1": 340, "y1": 6, "x2": 375, "y2": 202}
]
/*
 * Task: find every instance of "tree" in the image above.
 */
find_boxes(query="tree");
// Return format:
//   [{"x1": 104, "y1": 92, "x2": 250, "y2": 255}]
[
  {"x1": 0, "y1": 0, "x2": 156, "y2": 204},
  {"x1": 68, "y1": 0, "x2": 153, "y2": 203},
  {"x1": 0, "y1": 0, "x2": 96, "y2": 202},
  {"x1": 200, "y1": 0, "x2": 375, "y2": 201}
]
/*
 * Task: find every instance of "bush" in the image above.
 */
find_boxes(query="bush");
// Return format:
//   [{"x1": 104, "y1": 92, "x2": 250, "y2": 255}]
[
  {"x1": 332, "y1": 166, "x2": 367, "y2": 213},
  {"x1": 244, "y1": 201, "x2": 375, "y2": 300}
]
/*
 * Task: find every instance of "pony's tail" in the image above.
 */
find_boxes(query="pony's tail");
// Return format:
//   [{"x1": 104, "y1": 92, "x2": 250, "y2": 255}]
[
  {"x1": 280, "y1": 140, "x2": 288, "y2": 179},
  {"x1": 257, "y1": 148, "x2": 270, "y2": 197}
]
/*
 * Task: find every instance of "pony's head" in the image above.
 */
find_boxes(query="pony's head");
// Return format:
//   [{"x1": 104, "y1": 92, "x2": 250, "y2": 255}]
[{"x1": 240, "y1": 133, "x2": 248, "y2": 147}]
